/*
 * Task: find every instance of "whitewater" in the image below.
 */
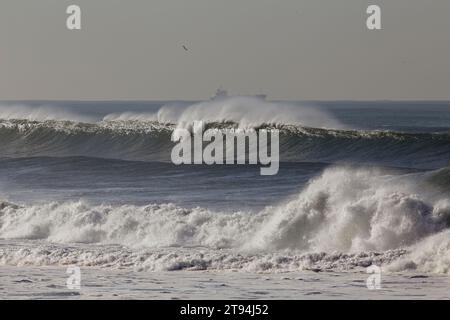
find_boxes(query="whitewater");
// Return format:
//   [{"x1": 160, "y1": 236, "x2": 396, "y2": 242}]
[
  {"x1": 0, "y1": 99, "x2": 449, "y2": 299},
  {"x1": 1, "y1": 166, "x2": 449, "y2": 274}
]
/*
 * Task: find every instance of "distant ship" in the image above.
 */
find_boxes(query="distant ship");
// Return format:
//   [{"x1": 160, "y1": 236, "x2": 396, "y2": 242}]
[{"x1": 210, "y1": 88, "x2": 267, "y2": 101}]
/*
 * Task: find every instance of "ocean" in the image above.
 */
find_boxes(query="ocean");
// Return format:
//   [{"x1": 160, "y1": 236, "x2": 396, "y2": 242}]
[{"x1": 0, "y1": 99, "x2": 449, "y2": 299}]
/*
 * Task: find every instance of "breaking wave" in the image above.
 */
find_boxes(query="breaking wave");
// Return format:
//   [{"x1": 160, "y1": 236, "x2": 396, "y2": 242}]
[
  {"x1": 0, "y1": 119, "x2": 448, "y2": 168},
  {"x1": 0, "y1": 98, "x2": 448, "y2": 168},
  {"x1": 0, "y1": 98, "x2": 342, "y2": 128},
  {"x1": 0, "y1": 243, "x2": 407, "y2": 273},
  {"x1": 1, "y1": 166, "x2": 449, "y2": 273}
]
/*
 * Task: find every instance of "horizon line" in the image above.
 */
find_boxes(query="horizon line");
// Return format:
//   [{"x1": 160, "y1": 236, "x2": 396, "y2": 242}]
[{"x1": 2, "y1": 99, "x2": 450, "y2": 103}]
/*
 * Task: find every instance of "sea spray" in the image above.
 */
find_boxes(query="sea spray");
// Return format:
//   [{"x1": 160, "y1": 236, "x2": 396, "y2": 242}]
[{"x1": 1, "y1": 167, "x2": 448, "y2": 262}]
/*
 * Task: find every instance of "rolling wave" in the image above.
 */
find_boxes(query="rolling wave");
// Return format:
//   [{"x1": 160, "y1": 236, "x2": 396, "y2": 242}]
[{"x1": 0, "y1": 119, "x2": 449, "y2": 168}]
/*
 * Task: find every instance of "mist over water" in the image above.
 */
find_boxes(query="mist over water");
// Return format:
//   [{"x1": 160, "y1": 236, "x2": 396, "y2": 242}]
[{"x1": 105, "y1": 97, "x2": 344, "y2": 129}]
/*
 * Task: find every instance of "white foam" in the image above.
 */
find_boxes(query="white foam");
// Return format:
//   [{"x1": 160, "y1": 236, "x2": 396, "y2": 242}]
[
  {"x1": 387, "y1": 227, "x2": 450, "y2": 275},
  {"x1": 0, "y1": 202, "x2": 262, "y2": 249},
  {"x1": 0, "y1": 166, "x2": 448, "y2": 273},
  {"x1": 0, "y1": 241, "x2": 406, "y2": 273},
  {"x1": 247, "y1": 167, "x2": 450, "y2": 253},
  {"x1": 0, "y1": 104, "x2": 95, "y2": 123}
]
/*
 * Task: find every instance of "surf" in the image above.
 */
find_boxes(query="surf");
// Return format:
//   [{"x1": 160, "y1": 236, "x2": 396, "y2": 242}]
[
  {"x1": 0, "y1": 118, "x2": 448, "y2": 168},
  {"x1": 0, "y1": 166, "x2": 448, "y2": 265}
]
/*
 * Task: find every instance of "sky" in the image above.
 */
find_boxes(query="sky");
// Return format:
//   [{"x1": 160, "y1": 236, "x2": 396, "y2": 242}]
[{"x1": 1, "y1": 0, "x2": 450, "y2": 100}]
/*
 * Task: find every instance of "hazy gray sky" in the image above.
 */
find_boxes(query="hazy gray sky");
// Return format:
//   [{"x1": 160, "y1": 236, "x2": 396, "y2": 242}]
[{"x1": 1, "y1": 0, "x2": 449, "y2": 100}]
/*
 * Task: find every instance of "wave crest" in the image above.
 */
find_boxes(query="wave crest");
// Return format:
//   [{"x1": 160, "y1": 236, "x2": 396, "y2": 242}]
[
  {"x1": 247, "y1": 167, "x2": 450, "y2": 253},
  {"x1": 0, "y1": 119, "x2": 448, "y2": 167},
  {"x1": 1, "y1": 166, "x2": 449, "y2": 273}
]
